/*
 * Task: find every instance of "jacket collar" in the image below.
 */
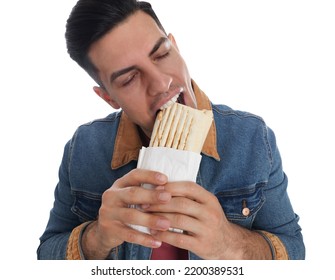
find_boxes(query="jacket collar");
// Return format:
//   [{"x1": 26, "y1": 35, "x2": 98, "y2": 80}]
[{"x1": 111, "y1": 80, "x2": 220, "y2": 169}]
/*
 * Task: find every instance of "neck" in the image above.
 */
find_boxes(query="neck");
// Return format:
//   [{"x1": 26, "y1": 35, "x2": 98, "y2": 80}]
[{"x1": 137, "y1": 126, "x2": 151, "y2": 147}]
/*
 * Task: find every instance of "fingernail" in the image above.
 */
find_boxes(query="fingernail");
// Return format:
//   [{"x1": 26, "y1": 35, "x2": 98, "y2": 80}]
[
  {"x1": 158, "y1": 192, "x2": 171, "y2": 202},
  {"x1": 151, "y1": 240, "x2": 162, "y2": 247},
  {"x1": 141, "y1": 204, "x2": 150, "y2": 210},
  {"x1": 157, "y1": 219, "x2": 170, "y2": 229},
  {"x1": 156, "y1": 173, "x2": 167, "y2": 183}
]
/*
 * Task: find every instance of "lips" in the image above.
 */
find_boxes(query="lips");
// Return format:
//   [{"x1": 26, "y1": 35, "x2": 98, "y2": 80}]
[
  {"x1": 159, "y1": 88, "x2": 185, "y2": 111},
  {"x1": 159, "y1": 93, "x2": 180, "y2": 110}
]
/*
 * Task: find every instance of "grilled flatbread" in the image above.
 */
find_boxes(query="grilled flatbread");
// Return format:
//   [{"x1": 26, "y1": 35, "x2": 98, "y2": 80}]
[{"x1": 149, "y1": 103, "x2": 213, "y2": 153}]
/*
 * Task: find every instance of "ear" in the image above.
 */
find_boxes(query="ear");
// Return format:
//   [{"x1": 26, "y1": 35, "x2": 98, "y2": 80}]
[
  {"x1": 93, "y1": 86, "x2": 121, "y2": 109},
  {"x1": 168, "y1": 33, "x2": 179, "y2": 51}
]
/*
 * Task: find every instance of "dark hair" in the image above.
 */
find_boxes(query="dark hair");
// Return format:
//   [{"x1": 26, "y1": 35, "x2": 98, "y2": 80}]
[{"x1": 65, "y1": 0, "x2": 165, "y2": 85}]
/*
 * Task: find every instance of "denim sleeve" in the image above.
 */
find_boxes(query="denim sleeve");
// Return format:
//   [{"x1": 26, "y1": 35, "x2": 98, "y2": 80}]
[
  {"x1": 254, "y1": 125, "x2": 305, "y2": 260},
  {"x1": 37, "y1": 138, "x2": 81, "y2": 260}
]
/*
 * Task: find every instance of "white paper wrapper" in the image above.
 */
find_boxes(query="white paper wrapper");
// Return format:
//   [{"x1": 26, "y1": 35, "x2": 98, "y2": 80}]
[{"x1": 129, "y1": 147, "x2": 202, "y2": 234}]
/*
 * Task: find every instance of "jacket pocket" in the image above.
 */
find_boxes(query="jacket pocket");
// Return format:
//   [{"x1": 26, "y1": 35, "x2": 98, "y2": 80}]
[
  {"x1": 215, "y1": 182, "x2": 266, "y2": 229},
  {"x1": 71, "y1": 190, "x2": 102, "y2": 222}
]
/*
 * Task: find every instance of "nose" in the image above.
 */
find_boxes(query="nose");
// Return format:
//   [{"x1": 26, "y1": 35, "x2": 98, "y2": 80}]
[{"x1": 147, "y1": 68, "x2": 172, "y2": 97}]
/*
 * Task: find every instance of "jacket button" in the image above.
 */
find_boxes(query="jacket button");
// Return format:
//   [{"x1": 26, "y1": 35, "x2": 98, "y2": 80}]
[{"x1": 242, "y1": 207, "x2": 250, "y2": 216}]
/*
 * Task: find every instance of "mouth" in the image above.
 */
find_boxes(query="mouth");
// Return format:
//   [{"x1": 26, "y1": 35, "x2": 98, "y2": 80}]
[{"x1": 159, "y1": 89, "x2": 185, "y2": 111}]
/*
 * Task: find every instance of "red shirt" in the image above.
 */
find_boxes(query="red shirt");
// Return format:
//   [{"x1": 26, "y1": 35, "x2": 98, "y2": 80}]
[{"x1": 151, "y1": 243, "x2": 188, "y2": 260}]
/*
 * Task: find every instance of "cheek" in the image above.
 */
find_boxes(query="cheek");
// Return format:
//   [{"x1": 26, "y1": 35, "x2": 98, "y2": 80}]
[
  {"x1": 172, "y1": 57, "x2": 191, "y2": 83},
  {"x1": 122, "y1": 100, "x2": 153, "y2": 124},
  {"x1": 113, "y1": 90, "x2": 142, "y2": 109}
]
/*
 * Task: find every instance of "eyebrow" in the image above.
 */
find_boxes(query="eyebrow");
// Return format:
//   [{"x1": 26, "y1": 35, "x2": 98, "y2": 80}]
[
  {"x1": 110, "y1": 37, "x2": 168, "y2": 83},
  {"x1": 110, "y1": 66, "x2": 137, "y2": 83},
  {"x1": 148, "y1": 37, "x2": 168, "y2": 57}
]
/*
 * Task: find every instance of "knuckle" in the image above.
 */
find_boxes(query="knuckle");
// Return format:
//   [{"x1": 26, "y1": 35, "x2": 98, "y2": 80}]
[
  {"x1": 101, "y1": 187, "x2": 120, "y2": 207},
  {"x1": 175, "y1": 234, "x2": 187, "y2": 248},
  {"x1": 149, "y1": 217, "x2": 159, "y2": 229},
  {"x1": 113, "y1": 177, "x2": 122, "y2": 186},
  {"x1": 98, "y1": 205, "x2": 106, "y2": 219},
  {"x1": 125, "y1": 230, "x2": 138, "y2": 243},
  {"x1": 129, "y1": 168, "x2": 140, "y2": 180},
  {"x1": 174, "y1": 214, "x2": 186, "y2": 228},
  {"x1": 127, "y1": 186, "x2": 139, "y2": 201},
  {"x1": 176, "y1": 197, "x2": 189, "y2": 212},
  {"x1": 207, "y1": 209, "x2": 222, "y2": 224},
  {"x1": 101, "y1": 188, "x2": 112, "y2": 203},
  {"x1": 123, "y1": 208, "x2": 136, "y2": 223}
]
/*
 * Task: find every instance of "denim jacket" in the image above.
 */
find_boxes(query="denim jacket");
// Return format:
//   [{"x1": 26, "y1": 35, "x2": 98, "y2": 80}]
[{"x1": 37, "y1": 82, "x2": 305, "y2": 260}]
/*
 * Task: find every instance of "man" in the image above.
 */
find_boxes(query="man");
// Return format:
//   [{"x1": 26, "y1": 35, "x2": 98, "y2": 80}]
[{"x1": 37, "y1": 0, "x2": 305, "y2": 260}]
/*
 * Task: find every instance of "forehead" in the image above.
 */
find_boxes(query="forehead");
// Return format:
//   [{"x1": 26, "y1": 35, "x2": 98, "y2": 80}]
[{"x1": 88, "y1": 11, "x2": 166, "y2": 74}]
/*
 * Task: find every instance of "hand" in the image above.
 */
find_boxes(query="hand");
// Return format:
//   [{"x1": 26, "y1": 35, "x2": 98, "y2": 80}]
[
  {"x1": 145, "y1": 181, "x2": 272, "y2": 259},
  {"x1": 81, "y1": 169, "x2": 172, "y2": 259}
]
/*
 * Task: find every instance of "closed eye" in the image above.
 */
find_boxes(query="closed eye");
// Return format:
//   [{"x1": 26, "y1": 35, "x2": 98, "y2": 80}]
[
  {"x1": 155, "y1": 52, "x2": 170, "y2": 61},
  {"x1": 122, "y1": 72, "x2": 138, "y2": 87}
]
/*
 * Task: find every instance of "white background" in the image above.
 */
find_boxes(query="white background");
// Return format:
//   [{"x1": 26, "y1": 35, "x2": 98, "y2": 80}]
[{"x1": 1, "y1": 0, "x2": 334, "y2": 277}]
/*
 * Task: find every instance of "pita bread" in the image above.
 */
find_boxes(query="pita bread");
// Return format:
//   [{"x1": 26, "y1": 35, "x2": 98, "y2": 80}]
[{"x1": 150, "y1": 103, "x2": 213, "y2": 153}]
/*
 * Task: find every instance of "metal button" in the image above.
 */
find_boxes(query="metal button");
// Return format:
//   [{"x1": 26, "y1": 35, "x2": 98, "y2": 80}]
[
  {"x1": 242, "y1": 207, "x2": 250, "y2": 216},
  {"x1": 241, "y1": 199, "x2": 250, "y2": 216}
]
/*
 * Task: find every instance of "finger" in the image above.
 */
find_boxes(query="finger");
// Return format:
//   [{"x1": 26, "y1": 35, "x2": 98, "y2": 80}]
[
  {"x1": 157, "y1": 212, "x2": 204, "y2": 236},
  {"x1": 151, "y1": 229, "x2": 196, "y2": 251},
  {"x1": 164, "y1": 181, "x2": 217, "y2": 204},
  {"x1": 115, "y1": 223, "x2": 163, "y2": 248},
  {"x1": 113, "y1": 208, "x2": 171, "y2": 231},
  {"x1": 103, "y1": 186, "x2": 172, "y2": 207},
  {"x1": 114, "y1": 169, "x2": 168, "y2": 189},
  {"x1": 144, "y1": 196, "x2": 205, "y2": 220}
]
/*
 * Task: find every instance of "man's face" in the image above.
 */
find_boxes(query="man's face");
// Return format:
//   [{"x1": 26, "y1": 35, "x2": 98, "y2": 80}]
[{"x1": 88, "y1": 11, "x2": 197, "y2": 137}]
